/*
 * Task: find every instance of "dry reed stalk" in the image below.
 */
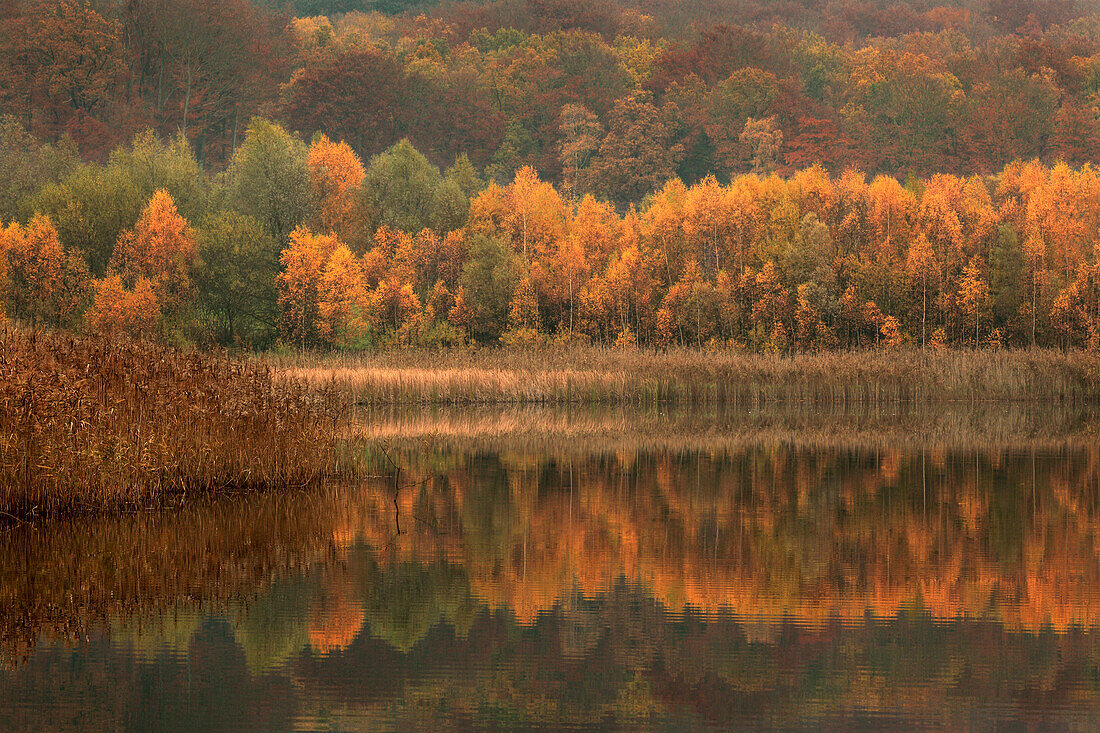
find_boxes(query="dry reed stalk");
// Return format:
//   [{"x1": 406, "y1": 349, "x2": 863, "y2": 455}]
[
  {"x1": 266, "y1": 346, "x2": 1100, "y2": 405},
  {"x1": 0, "y1": 328, "x2": 355, "y2": 517},
  {"x1": 351, "y1": 402, "x2": 1100, "y2": 455}
]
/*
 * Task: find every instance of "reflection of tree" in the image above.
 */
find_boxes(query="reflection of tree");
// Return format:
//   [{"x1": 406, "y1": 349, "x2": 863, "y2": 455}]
[
  {"x1": 285, "y1": 582, "x2": 1100, "y2": 730},
  {"x1": 0, "y1": 484, "x2": 376, "y2": 664},
  {"x1": 459, "y1": 457, "x2": 521, "y2": 565},
  {"x1": 6, "y1": 438, "x2": 1100, "y2": 728},
  {"x1": 308, "y1": 591, "x2": 365, "y2": 657},
  {"x1": 361, "y1": 558, "x2": 478, "y2": 653},
  {"x1": 0, "y1": 621, "x2": 298, "y2": 732},
  {"x1": 234, "y1": 577, "x2": 316, "y2": 672},
  {"x1": 360, "y1": 444, "x2": 1100, "y2": 632}
]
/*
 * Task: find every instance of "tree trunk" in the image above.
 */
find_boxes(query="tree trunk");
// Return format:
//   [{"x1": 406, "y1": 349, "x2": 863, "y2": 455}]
[
  {"x1": 568, "y1": 278, "x2": 574, "y2": 332},
  {"x1": 1031, "y1": 277, "x2": 1037, "y2": 346},
  {"x1": 921, "y1": 284, "x2": 927, "y2": 348},
  {"x1": 181, "y1": 63, "x2": 192, "y2": 135}
]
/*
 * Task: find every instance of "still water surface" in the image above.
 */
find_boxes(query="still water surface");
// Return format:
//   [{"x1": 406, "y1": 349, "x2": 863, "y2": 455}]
[{"x1": 3, "y1": 405, "x2": 1100, "y2": 730}]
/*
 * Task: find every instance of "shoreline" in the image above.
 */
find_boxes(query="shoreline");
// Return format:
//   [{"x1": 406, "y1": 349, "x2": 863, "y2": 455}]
[{"x1": 6, "y1": 328, "x2": 1100, "y2": 518}]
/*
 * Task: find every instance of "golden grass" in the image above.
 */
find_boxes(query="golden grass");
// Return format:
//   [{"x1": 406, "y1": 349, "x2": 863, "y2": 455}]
[
  {"x1": 353, "y1": 402, "x2": 1100, "y2": 455},
  {"x1": 267, "y1": 345, "x2": 1100, "y2": 405},
  {"x1": 0, "y1": 328, "x2": 354, "y2": 517}
]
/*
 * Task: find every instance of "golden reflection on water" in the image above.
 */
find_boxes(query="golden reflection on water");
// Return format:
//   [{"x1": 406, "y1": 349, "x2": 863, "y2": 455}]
[{"x1": 4, "y1": 404, "x2": 1100, "y2": 729}]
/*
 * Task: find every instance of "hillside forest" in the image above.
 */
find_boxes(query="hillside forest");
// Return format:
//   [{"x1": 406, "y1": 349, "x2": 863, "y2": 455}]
[{"x1": 4, "y1": 0, "x2": 1100, "y2": 350}]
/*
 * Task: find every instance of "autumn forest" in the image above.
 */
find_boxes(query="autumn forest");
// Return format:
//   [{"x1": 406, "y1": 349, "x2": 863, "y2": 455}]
[{"x1": 6, "y1": 0, "x2": 1100, "y2": 350}]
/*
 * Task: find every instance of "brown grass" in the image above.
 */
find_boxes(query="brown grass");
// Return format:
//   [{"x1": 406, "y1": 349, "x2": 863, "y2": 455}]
[
  {"x1": 268, "y1": 345, "x2": 1100, "y2": 405},
  {"x1": 0, "y1": 328, "x2": 354, "y2": 517},
  {"x1": 354, "y1": 402, "x2": 1100, "y2": 455}
]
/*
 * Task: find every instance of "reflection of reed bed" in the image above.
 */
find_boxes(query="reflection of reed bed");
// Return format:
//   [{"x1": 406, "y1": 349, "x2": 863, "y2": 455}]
[
  {"x1": 0, "y1": 484, "x2": 380, "y2": 667},
  {"x1": 270, "y1": 346, "x2": 1100, "y2": 405},
  {"x1": 0, "y1": 329, "x2": 353, "y2": 517},
  {"x1": 354, "y1": 402, "x2": 1100, "y2": 454}
]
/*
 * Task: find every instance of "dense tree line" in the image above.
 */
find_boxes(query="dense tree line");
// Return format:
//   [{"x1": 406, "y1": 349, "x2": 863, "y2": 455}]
[
  {"x1": 5, "y1": 0, "x2": 1100, "y2": 183},
  {"x1": 2, "y1": 118, "x2": 1100, "y2": 351}
]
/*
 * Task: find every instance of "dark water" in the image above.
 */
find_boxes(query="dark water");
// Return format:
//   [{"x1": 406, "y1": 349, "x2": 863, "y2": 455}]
[{"x1": 4, "y1": 405, "x2": 1100, "y2": 730}]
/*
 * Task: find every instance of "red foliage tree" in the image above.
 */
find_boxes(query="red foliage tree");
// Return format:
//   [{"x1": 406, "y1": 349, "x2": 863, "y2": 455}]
[{"x1": 281, "y1": 47, "x2": 407, "y2": 158}]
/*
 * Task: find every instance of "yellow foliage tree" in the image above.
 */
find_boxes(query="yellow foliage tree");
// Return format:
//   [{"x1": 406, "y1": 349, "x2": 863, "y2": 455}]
[
  {"x1": 502, "y1": 276, "x2": 547, "y2": 347},
  {"x1": 905, "y1": 233, "x2": 938, "y2": 347},
  {"x1": 316, "y1": 244, "x2": 370, "y2": 348},
  {"x1": 86, "y1": 275, "x2": 159, "y2": 336},
  {"x1": 307, "y1": 134, "x2": 366, "y2": 239},
  {"x1": 958, "y1": 255, "x2": 991, "y2": 346},
  {"x1": 468, "y1": 167, "x2": 567, "y2": 266},
  {"x1": 276, "y1": 226, "x2": 340, "y2": 346}
]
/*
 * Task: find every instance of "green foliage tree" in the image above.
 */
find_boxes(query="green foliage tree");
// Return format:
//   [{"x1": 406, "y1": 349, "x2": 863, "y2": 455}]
[
  {"x1": 30, "y1": 131, "x2": 205, "y2": 275},
  {"x1": 29, "y1": 163, "x2": 140, "y2": 277},
  {"x1": 107, "y1": 131, "x2": 207, "y2": 221},
  {"x1": 362, "y1": 139, "x2": 469, "y2": 234},
  {"x1": 194, "y1": 212, "x2": 281, "y2": 347},
  {"x1": 223, "y1": 118, "x2": 312, "y2": 243},
  {"x1": 710, "y1": 68, "x2": 781, "y2": 125},
  {"x1": 988, "y1": 223, "x2": 1024, "y2": 335},
  {"x1": 484, "y1": 121, "x2": 538, "y2": 185},
  {"x1": 457, "y1": 233, "x2": 519, "y2": 341},
  {"x1": 0, "y1": 116, "x2": 78, "y2": 223},
  {"x1": 445, "y1": 154, "x2": 485, "y2": 200}
]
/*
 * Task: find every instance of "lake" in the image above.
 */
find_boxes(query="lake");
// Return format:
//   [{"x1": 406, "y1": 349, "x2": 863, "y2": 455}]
[{"x1": 3, "y1": 404, "x2": 1100, "y2": 730}]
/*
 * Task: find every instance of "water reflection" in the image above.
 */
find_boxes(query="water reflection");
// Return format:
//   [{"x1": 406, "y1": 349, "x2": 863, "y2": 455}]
[{"x1": 4, "y1": 405, "x2": 1100, "y2": 729}]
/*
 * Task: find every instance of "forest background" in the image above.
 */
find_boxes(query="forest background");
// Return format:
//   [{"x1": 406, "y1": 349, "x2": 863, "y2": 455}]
[{"x1": 3, "y1": 0, "x2": 1100, "y2": 352}]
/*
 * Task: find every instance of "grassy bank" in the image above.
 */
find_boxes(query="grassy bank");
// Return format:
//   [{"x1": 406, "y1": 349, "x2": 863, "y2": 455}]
[
  {"x1": 0, "y1": 329, "x2": 354, "y2": 517},
  {"x1": 269, "y1": 346, "x2": 1100, "y2": 405}
]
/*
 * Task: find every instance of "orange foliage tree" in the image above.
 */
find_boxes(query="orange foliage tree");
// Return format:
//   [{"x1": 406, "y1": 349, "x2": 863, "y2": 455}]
[
  {"x1": 0, "y1": 214, "x2": 65, "y2": 325},
  {"x1": 85, "y1": 190, "x2": 195, "y2": 336},
  {"x1": 85, "y1": 275, "x2": 159, "y2": 336},
  {"x1": 275, "y1": 226, "x2": 340, "y2": 346},
  {"x1": 109, "y1": 190, "x2": 196, "y2": 315},
  {"x1": 276, "y1": 159, "x2": 1100, "y2": 351},
  {"x1": 307, "y1": 134, "x2": 366, "y2": 240}
]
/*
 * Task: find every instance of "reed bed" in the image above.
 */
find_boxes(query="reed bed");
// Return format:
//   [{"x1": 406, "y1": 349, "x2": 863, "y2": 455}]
[
  {"x1": 268, "y1": 346, "x2": 1100, "y2": 405},
  {"x1": 355, "y1": 402, "x2": 1100, "y2": 456},
  {"x1": 0, "y1": 328, "x2": 353, "y2": 517}
]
